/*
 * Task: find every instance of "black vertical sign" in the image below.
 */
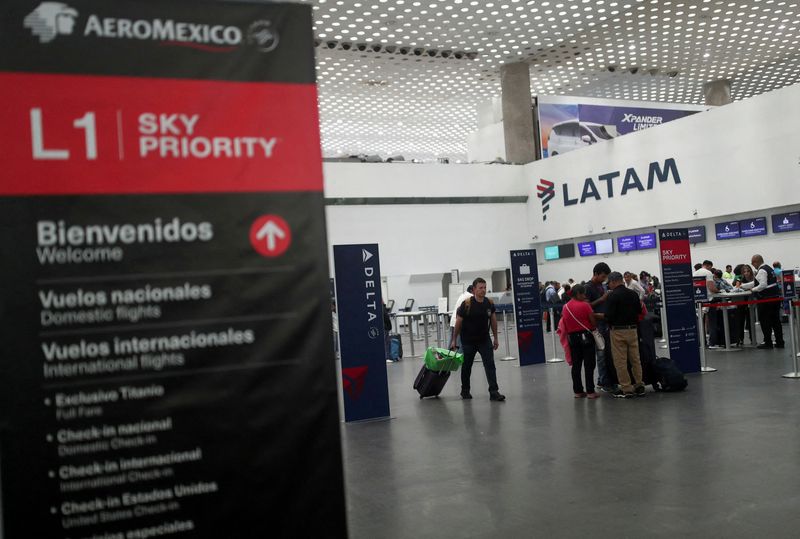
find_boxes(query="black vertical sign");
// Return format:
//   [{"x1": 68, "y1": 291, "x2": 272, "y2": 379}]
[
  {"x1": 0, "y1": 1, "x2": 347, "y2": 537},
  {"x1": 659, "y1": 229, "x2": 701, "y2": 374},
  {"x1": 510, "y1": 250, "x2": 546, "y2": 365},
  {"x1": 333, "y1": 244, "x2": 390, "y2": 422}
]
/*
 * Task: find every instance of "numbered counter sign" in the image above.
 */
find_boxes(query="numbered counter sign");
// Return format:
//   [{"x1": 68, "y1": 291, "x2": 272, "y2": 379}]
[
  {"x1": 782, "y1": 273, "x2": 796, "y2": 298},
  {"x1": 693, "y1": 276, "x2": 709, "y2": 302}
]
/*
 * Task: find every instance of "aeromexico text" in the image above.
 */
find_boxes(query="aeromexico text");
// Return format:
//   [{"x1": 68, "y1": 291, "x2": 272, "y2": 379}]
[{"x1": 36, "y1": 218, "x2": 213, "y2": 265}]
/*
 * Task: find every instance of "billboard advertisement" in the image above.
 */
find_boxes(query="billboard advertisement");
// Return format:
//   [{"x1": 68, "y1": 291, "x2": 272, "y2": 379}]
[{"x1": 538, "y1": 97, "x2": 703, "y2": 158}]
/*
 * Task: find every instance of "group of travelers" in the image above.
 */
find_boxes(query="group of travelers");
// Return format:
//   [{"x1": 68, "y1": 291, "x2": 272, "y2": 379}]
[
  {"x1": 694, "y1": 255, "x2": 786, "y2": 349},
  {"x1": 407, "y1": 252, "x2": 789, "y2": 403},
  {"x1": 556, "y1": 263, "x2": 654, "y2": 399}
]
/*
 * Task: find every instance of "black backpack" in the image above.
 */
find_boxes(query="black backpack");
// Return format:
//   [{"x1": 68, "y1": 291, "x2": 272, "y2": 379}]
[
  {"x1": 653, "y1": 356, "x2": 688, "y2": 392},
  {"x1": 540, "y1": 286, "x2": 551, "y2": 305}
]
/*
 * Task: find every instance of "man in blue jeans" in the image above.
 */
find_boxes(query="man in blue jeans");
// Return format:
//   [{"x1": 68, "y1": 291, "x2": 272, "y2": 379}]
[
  {"x1": 450, "y1": 278, "x2": 506, "y2": 401},
  {"x1": 584, "y1": 262, "x2": 614, "y2": 391}
]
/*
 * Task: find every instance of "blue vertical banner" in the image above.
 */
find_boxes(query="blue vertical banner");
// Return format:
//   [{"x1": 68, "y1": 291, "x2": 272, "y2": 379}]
[
  {"x1": 659, "y1": 229, "x2": 701, "y2": 373},
  {"x1": 333, "y1": 244, "x2": 391, "y2": 422},
  {"x1": 510, "y1": 249, "x2": 546, "y2": 365}
]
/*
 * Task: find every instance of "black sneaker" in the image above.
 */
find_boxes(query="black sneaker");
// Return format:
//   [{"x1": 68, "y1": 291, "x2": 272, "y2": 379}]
[
  {"x1": 635, "y1": 386, "x2": 646, "y2": 397},
  {"x1": 460, "y1": 391, "x2": 473, "y2": 400},
  {"x1": 612, "y1": 389, "x2": 634, "y2": 399},
  {"x1": 776, "y1": 343, "x2": 785, "y2": 349},
  {"x1": 489, "y1": 391, "x2": 506, "y2": 402},
  {"x1": 757, "y1": 343, "x2": 774, "y2": 349}
]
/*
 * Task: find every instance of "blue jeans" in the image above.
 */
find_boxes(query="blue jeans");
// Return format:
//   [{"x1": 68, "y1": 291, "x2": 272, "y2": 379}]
[{"x1": 461, "y1": 338, "x2": 499, "y2": 393}]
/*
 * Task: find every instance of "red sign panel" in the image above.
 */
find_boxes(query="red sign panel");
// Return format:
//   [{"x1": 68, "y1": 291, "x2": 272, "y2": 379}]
[{"x1": 0, "y1": 72, "x2": 322, "y2": 195}]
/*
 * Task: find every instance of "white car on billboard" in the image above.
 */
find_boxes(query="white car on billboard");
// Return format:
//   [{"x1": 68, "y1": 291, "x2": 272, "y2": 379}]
[{"x1": 547, "y1": 121, "x2": 620, "y2": 156}]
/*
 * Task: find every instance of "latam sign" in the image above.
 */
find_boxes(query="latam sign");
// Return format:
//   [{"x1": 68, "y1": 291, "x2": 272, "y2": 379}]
[{"x1": 537, "y1": 158, "x2": 681, "y2": 220}]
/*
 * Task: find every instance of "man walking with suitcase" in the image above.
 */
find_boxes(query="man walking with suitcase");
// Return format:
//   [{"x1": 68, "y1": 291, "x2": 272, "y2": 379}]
[{"x1": 450, "y1": 278, "x2": 506, "y2": 401}]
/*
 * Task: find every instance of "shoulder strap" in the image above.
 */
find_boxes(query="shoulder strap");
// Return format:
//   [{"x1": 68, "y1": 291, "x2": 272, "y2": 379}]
[{"x1": 563, "y1": 303, "x2": 592, "y2": 333}]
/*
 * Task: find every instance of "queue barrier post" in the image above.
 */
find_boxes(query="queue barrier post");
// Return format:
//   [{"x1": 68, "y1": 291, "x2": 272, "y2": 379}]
[
  {"x1": 782, "y1": 300, "x2": 800, "y2": 379},
  {"x1": 500, "y1": 309, "x2": 516, "y2": 361},
  {"x1": 546, "y1": 307, "x2": 565, "y2": 364},
  {"x1": 697, "y1": 302, "x2": 716, "y2": 373},
  {"x1": 659, "y1": 301, "x2": 668, "y2": 349}
]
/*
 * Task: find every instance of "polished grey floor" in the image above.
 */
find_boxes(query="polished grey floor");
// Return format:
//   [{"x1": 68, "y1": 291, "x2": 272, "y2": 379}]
[{"x1": 342, "y1": 324, "x2": 800, "y2": 538}]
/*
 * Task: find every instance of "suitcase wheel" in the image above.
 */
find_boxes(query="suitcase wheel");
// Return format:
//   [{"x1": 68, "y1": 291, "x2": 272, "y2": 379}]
[{"x1": 419, "y1": 395, "x2": 424, "y2": 400}]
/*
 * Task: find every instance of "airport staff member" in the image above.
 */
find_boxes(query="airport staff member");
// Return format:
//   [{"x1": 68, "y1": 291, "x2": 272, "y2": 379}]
[
  {"x1": 604, "y1": 272, "x2": 646, "y2": 398},
  {"x1": 737, "y1": 254, "x2": 784, "y2": 349},
  {"x1": 450, "y1": 278, "x2": 505, "y2": 402}
]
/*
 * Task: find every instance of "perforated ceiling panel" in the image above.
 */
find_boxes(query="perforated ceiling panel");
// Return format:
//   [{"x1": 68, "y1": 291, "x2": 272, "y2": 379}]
[{"x1": 298, "y1": 0, "x2": 800, "y2": 160}]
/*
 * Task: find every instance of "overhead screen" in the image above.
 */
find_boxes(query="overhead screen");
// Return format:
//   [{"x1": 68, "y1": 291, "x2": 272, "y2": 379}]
[
  {"x1": 595, "y1": 238, "x2": 613, "y2": 254},
  {"x1": 558, "y1": 243, "x2": 576, "y2": 258},
  {"x1": 544, "y1": 245, "x2": 560, "y2": 260},
  {"x1": 738, "y1": 217, "x2": 767, "y2": 237},
  {"x1": 578, "y1": 242, "x2": 596, "y2": 256},
  {"x1": 636, "y1": 233, "x2": 657, "y2": 249},
  {"x1": 617, "y1": 236, "x2": 636, "y2": 252},
  {"x1": 688, "y1": 226, "x2": 707, "y2": 243},
  {"x1": 543, "y1": 243, "x2": 576, "y2": 261},
  {"x1": 715, "y1": 221, "x2": 740, "y2": 240},
  {"x1": 772, "y1": 212, "x2": 800, "y2": 233}
]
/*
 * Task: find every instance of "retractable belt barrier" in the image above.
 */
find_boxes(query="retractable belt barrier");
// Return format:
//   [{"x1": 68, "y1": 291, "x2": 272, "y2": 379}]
[
  {"x1": 700, "y1": 296, "x2": 783, "y2": 308},
  {"x1": 695, "y1": 295, "x2": 800, "y2": 379}
]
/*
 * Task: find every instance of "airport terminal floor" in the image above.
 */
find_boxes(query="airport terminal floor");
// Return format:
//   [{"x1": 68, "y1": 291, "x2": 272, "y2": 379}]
[{"x1": 342, "y1": 326, "x2": 800, "y2": 539}]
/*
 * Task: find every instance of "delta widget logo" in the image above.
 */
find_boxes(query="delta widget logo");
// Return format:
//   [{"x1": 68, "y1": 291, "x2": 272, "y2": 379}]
[
  {"x1": 536, "y1": 179, "x2": 555, "y2": 221},
  {"x1": 342, "y1": 366, "x2": 369, "y2": 400},
  {"x1": 24, "y1": 2, "x2": 78, "y2": 43}
]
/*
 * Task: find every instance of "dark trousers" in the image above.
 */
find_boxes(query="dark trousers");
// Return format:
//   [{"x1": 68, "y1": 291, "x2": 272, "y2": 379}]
[
  {"x1": 757, "y1": 300, "x2": 784, "y2": 346},
  {"x1": 734, "y1": 305, "x2": 750, "y2": 344},
  {"x1": 461, "y1": 338, "x2": 499, "y2": 393},
  {"x1": 544, "y1": 304, "x2": 561, "y2": 331},
  {"x1": 568, "y1": 331, "x2": 596, "y2": 394}
]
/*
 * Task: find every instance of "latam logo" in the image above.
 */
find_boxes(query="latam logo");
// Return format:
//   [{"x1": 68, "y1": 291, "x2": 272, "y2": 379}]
[
  {"x1": 537, "y1": 158, "x2": 681, "y2": 220},
  {"x1": 23, "y1": 2, "x2": 279, "y2": 53},
  {"x1": 536, "y1": 179, "x2": 555, "y2": 222},
  {"x1": 342, "y1": 366, "x2": 368, "y2": 400}
]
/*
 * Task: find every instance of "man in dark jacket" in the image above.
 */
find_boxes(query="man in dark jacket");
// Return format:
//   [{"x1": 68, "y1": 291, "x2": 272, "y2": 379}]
[{"x1": 604, "y1": 272, "x2": 645, "y2": 398}]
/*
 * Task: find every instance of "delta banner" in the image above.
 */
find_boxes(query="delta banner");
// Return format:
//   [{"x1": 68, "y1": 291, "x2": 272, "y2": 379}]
[
  {"x1": 538, "y1": 99, "x2": 701, "y2": 158},
  {"x1": 333, "y1": 244, "x2": 391, "y2": 422},
  {"x1": 510, "y1": 250, "x2": 546, "y2": 365},
  {"x1": 0, "y1": 2, "x2": 347, "y2": 537},
  {"x1": 658, "y1": 229, "x2": 701, "y2": 373}
]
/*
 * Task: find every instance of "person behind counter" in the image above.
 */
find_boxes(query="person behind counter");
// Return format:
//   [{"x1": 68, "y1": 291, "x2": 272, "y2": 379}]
[{"x1": 736, "y1": 255, "x2": 784, "y2": 349}]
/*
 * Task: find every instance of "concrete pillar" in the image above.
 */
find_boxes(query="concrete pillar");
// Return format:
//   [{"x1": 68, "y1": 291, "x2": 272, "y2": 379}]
[
  {"x1": 500, "y1": 62, "x2": 536, "y2": 164},
  {"x1": 703, "y1": 79, "x2": 732, "y2": 106}
]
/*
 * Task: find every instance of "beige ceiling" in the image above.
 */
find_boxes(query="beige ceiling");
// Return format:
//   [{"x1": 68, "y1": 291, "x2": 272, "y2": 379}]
[{"x1": 298, "y1": 0, "x2": 800, "y2": 160}]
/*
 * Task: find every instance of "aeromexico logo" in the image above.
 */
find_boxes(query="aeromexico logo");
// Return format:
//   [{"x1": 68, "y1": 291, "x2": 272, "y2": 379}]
[
  {"x1": 536, "y1": 158, "x2": 681, "y2": 221},
  {"x1": 23, "y1": 2, "x2": 279, "y2": 52}
]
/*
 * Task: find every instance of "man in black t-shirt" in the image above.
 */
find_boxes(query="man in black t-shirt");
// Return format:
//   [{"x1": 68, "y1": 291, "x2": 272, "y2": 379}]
[
  {"x1": 585, "y1": 262, "x2": 614, "y2": 391},
  {"x1": 604, "y1": 272, "x2": 645, "y2": 398},
  {"x1": 450, "y1": 278, "x2": 505, "y2": 401}
]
